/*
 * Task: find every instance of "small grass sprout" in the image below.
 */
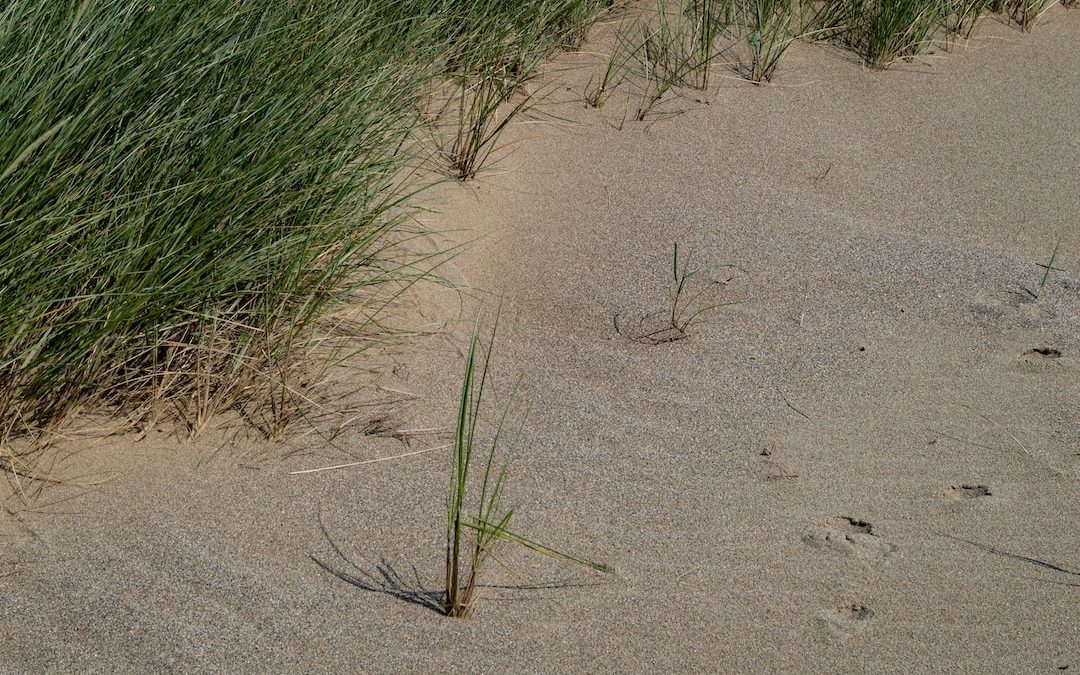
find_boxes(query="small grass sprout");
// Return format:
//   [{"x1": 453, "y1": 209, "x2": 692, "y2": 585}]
[
  {"x1": 585, "y1": 29, "x2": 640, "y2": 108},
  {"x1": 1034, "y1": 239, "x2": 1061, "y2": 299},
  {"x1": 664, "y1": 243, "x2": 742, "y2": 340}
]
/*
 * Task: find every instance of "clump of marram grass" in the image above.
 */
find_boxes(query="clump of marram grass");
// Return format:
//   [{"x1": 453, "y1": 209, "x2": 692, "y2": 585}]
[
  {"x1": 445, "y1": 62, "x2": 537, "y2": 180},
  {"x1": 1006, "y1": 0, "x2": 1056, "y2": 29},
  {"x1": 1, "y1": 0, "x2": 429, "y2": 443},
  {"x1": 629, "y1": 0, "x2": 733, "y2": 119},
  {"x1": 0, "y1": 0, "x2": 614, "y2": 451},
  {"x1": 943, "y1": 0, "x2": 995, "y2": 40},
  {"x1": 435, "y1": 0, "x2": 617, "y2": 179},
  {"x1": 445, "y1": 313, "x2": 610, "y2": 618},
  {"x1": 796, "y1": 0, "x2": 1040, "y2": 67},
  {"x1": 847, "y1": 0, "x2": 944, "y2": 69},
  {"x1": 734, "y1": 0, "x2": 798, "y2": 83}
]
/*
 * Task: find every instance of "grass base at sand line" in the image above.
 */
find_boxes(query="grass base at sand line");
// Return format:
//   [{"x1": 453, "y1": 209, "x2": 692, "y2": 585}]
[{"x1": 584, "y1": 0, "x2": 1074, "y2": 116}]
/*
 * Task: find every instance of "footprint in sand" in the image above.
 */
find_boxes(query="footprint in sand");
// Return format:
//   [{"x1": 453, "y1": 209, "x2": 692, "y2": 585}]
[
  {"x1": 802, "y1": 516, "x2": 899, "y2": 566},
  {"x1": 1017, "y1": 346, "x2": 1067, "y2": 373},
  {"x1": 948, "y1": 483, "x2": 993, "y2": 498},
  {"x1": 969, "y1": 290, "x2": 1050, "y2": 330},
  {"x1": 819, "y1": 603, "x2": 875, "y2": 640}
]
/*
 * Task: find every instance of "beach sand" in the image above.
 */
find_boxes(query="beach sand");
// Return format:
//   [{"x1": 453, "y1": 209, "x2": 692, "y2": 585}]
[{"x1": 3, "y1": 7, "x2": 1078, "y2": 673}]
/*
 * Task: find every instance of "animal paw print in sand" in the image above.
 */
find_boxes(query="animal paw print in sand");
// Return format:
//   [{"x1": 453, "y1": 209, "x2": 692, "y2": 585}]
[
  {"x1": 802, "y1": 516, "x2": 898, "y2": 566},
  {"x1": 948, "y1": 483, "x2": 992, "y2": 499}
]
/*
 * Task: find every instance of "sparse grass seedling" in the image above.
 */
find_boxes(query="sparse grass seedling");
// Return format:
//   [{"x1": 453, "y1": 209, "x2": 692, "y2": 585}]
[
  {"x1": 615, "y1": 243, "x2": 741, "y2": 344},
  {"x1": 585, "y1": 29, "x2": 640, "y2": 107},
  {"x1": 664, "y1": 243, "x2": 741, "y2": 339},
  {"x1": 1033, "y1": 239, "x2": 1061, "y2": 299},
  {"x1": 445, "y1": 313, "x2": 609, "y2": 618}
]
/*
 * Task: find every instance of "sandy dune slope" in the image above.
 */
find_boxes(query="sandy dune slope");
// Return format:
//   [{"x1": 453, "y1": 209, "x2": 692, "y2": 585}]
[{"x1": 3, "y1": 9, "x2": 1078, "y2": 673}]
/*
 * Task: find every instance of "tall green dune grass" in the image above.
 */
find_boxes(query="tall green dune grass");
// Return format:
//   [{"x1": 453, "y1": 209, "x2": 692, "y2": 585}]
[
  {"x1": 797, "y1": 0, "x2": 1069, "y2": 70},
  {"x1": 0, "y1": 0, "x2": 612, "y2": 445},
  {"x1": 2, "y1": 0, "x2": 1068, "y2": 449}
]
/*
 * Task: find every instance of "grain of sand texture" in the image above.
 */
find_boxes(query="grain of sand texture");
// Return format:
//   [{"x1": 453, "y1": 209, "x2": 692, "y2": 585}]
[{"x1": 3, "y1": 9, "x2": 1080, "y2": 673}]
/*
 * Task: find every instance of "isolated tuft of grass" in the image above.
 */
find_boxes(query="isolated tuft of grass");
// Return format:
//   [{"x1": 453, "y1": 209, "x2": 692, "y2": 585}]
[
  {"x1": 585, "y1": 28, "x2": 642, "y2": 108},
  {"x1": 615, "y1": 243, "x2": 742, "y2": 344},
  {"x1": 1034, "y1": 239, "x2": 1061, "y2": 299},
  {"x1": 445, "y1": 311, "x2": 610, "y2": 618},
  {"x1": 663, "y1": 243, "x2": 742, "y2": 340}
]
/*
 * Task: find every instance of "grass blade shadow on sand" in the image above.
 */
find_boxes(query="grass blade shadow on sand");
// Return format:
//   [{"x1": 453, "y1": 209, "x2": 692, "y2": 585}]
[
  {"x1": 940, "y1": 534, "x2": 1080, "y2": 587},
  {"x1": 309, "y1": 507, "x2": 612, "y2": 616}
]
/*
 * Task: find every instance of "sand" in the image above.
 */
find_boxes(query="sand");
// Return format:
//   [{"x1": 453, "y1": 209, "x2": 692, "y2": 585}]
[{"x1": 3, "y1": 7, "x2": 1079, "y2": 673}]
